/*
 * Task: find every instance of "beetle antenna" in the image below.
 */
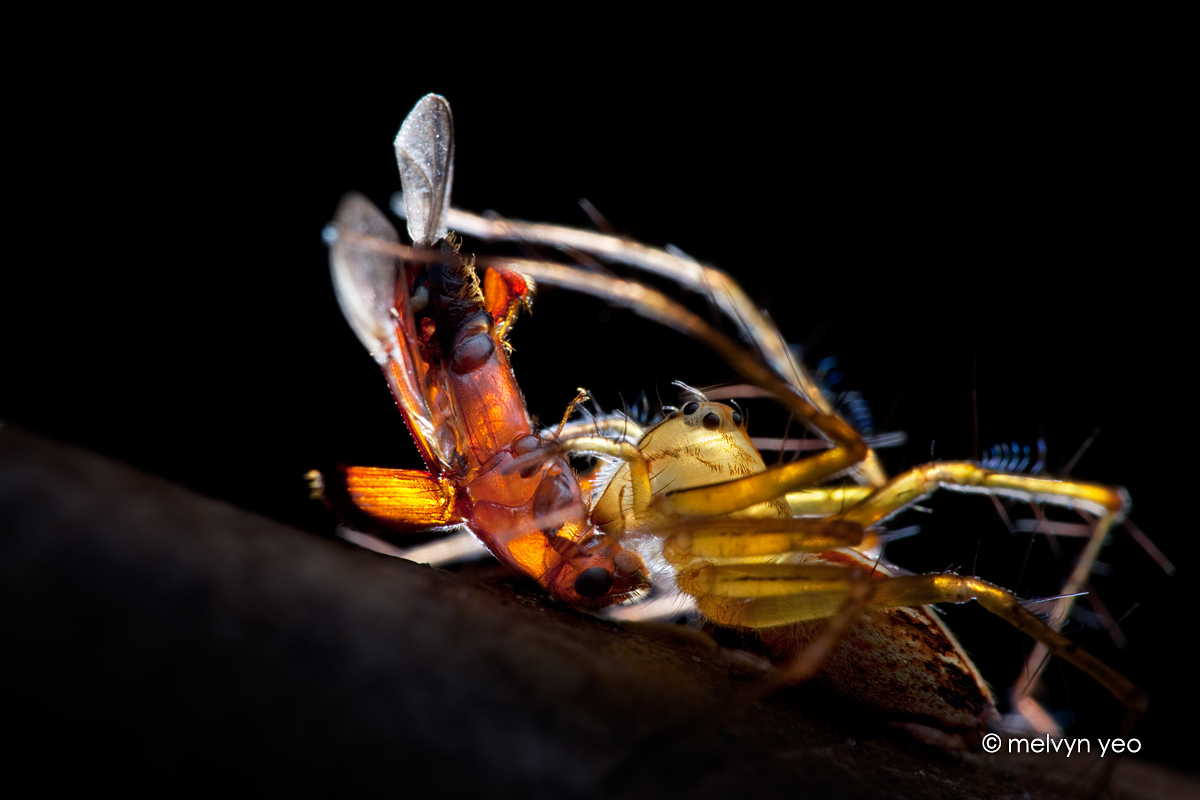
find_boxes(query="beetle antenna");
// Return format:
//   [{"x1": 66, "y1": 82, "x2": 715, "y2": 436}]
[{"x1": 555, "y1": 388, "x2": 591, "y2": 439}]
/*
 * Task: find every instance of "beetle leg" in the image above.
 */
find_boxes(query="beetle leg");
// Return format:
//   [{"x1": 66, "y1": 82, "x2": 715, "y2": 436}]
[
  {"x1": 481, "y1": 266, "x2": 534, "y2": 345},
  {"x1": 548, "y1": 416, "x2": 646, "y2": 444},
  {"x1": 507, "y1": 434, "x2": 654, "y2": 518}
]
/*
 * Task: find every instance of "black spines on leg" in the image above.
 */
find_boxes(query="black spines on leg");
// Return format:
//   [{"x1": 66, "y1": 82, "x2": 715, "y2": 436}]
[{"x1": 978, "y1": 441, "x2": 1039, "y2": 473}]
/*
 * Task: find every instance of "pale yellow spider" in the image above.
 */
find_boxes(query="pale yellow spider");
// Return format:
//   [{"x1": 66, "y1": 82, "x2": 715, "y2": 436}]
[
  {"x1": 431, "y1": 203, "x2": 1147, "y2": 749},
  {"x1": 331, "y1": 94, "x2": 1147, "y2": 756}
]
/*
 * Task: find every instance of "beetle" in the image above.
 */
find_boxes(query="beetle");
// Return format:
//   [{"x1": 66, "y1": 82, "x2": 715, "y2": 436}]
[{"x1": 312, "y1": 94, "x2": 649, "y2": 608}]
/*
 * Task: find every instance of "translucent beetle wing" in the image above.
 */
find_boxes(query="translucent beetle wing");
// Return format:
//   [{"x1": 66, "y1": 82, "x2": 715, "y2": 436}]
[
  {"x1": 329, "y1": 193, "x2": 402, "y2": 362},
  {"x1": 395, "y1": 93, "x2": 454, "y2": 245},
  {"x1": 328, "y1": 193, "x2": 458, "y2": 472}
]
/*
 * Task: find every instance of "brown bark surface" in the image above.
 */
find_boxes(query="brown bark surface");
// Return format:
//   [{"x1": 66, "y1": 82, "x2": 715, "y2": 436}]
[{"x1": 2, "y1": 427, "x2": 1192, "y2": 799}]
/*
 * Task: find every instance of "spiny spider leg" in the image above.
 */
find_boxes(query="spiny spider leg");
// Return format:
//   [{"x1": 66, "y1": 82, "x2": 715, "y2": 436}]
[
  {"x1": 395, "y1": 202, "x2": 890, "y2": 488},
  {"x1": 485, "y1": 258, "x2": 1144, "y2": 738}
]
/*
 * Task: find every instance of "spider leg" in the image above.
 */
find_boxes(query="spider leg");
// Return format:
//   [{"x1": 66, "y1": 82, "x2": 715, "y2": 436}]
[
  {"x1": 839, "y1": 462, "x2": 1127, "y2": 529},
  {"x1": 837, "y1": 460, "x2": 1131, "y2": 733},
  {"x1": 482, "y1": 259, "x2": 870, "y2": 496},
  {"x1": 839, "y1": 461, "x2": 1128, "y2": 617},
  {"x1": 513, "y1": 416, "x2": 868, "y2": 534},
  {"x1": 680, "y1": 560, "x2": 1146, "y2": 717},
  {"x1": 785, "y1": 486, "x2": 876, "y2": 516},
  {"x1": 451, "y1": 221, "x2": 1141, "y2": 741},
  {"x1": 338, "y1": 527, "x2": 490, "y2": 566},
  {"x1": 446, "y1": 209, "x2": 890, "y2": 479},
  {"x1": 657, "y1": 516, "x2": 870, "y2": 560},
  {"x1": 444, "y1": 210, "x2": 827, "y2": 411}
]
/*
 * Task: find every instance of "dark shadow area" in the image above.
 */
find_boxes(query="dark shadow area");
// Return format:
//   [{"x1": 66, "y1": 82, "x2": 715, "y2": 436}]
[{"x1": 4, "y1": 429, "x2": 1195, "y2": 798}]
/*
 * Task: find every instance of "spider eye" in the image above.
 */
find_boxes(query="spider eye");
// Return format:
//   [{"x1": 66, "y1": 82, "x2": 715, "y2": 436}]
[
  {"x1": 731, "y1": 411, "x2": 743, "y2": 426},
  {"x1": 682, "y1": 402, "x2": 700, "y2": 415},
  {"x1": 574, "y1": 566, "x2": 613, "y2": 598},
  {"x1": 703, "y1": 412, "x2": 721, "y2": 430}
]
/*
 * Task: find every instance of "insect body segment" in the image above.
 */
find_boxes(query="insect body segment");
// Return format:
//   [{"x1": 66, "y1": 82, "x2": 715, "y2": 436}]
[{"x1": 321, "y1": 94, "x2": 648, "y2": 607}]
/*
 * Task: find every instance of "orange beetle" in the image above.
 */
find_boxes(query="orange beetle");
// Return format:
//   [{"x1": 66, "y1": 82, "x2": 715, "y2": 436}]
[{"x1": 314, "y1": 94, "x2": 648, "y2": 607}]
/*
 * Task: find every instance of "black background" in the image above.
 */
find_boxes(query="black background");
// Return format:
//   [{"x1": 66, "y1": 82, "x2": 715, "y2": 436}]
[{"x1": 6, "y1": 49, "x2": 1191, "y2": 773}]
